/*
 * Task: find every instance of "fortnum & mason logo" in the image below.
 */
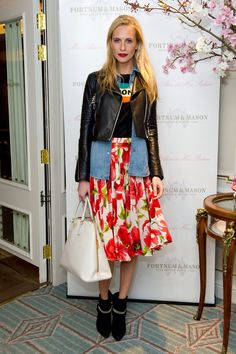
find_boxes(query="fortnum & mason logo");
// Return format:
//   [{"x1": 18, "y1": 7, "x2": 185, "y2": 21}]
[
  {"x1": 70, "y1": 0, "x2": 129, "y2": 16},
  {"x1": 160, "y1": 78, "x2": 212, "y2": 88},
  {"x1": 157, "y1": 108, "x2": 208, "y2": 128},
  {"x1": 169, "y1": 223, "x2": 195, "y2": 232},
  {"x1": 162, "y1": 153, "x2": 210, "y2": 162},
  {"x1": 164, "y1": 181, "x2": 206, "y2": 200},
  {"x1": 147, "y1": 257, "x2": 199, "y2": 276},
  {"x1": 72, "y1": 81, "x2": 85, "y2": 88},
  {"x1": 149, "y1": 42, "x2": 169, "y2": 52}
]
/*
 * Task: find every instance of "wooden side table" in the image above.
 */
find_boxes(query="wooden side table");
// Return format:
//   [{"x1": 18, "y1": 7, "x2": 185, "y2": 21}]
[{"x1": 194, "y1": 193, "x2": 236, "y2": 354}]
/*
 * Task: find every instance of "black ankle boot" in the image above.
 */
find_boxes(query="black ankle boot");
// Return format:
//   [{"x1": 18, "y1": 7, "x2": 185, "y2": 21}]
[
  {"x1": 96, "y1": 291, "x2": 112, "y2": 338},
  {"x1": 112, "y1": 292, "x2": 127, "y2": 341}
]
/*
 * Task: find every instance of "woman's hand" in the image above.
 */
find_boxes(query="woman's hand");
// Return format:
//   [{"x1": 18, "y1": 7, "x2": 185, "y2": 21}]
[
  {"x1": 152, "y1": 176, "x2": 164, "y2": 199},
  {"x1": 77, "y1": 181, "x2": 90, "y2": 201}
]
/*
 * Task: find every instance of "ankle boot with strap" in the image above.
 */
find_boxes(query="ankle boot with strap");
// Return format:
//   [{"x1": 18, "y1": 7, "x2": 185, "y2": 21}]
[
  {"x1": 112, "y1": 292, "x2": 127, "y2": 341},
  {"x1": 96, "y1": 291, "x2": 112, "y2": 338}
]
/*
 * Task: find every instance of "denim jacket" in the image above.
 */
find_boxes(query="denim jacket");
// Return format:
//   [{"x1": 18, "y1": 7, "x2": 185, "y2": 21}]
[{"x1": 90, "y1": 127, "x2": 149, "y2": 180}]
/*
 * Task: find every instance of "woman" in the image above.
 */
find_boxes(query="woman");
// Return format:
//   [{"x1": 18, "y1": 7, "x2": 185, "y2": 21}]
[{"x1": 76, "y1": 15, "x2": 172, "y2": 341}]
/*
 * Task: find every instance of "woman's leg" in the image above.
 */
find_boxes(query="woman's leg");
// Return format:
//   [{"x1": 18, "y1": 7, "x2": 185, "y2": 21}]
[
  {"x1": 119, "y1": 256, "x2": 137, "y2": 298},
  {"x1": 98, "y1": 261, "x2": 115, "y2": 299}
]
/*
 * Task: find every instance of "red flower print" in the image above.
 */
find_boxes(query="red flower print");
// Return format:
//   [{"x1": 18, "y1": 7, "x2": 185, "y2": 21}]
[
  {"x1": 166, "y1": 233, "x2": 172, "y2": 242},
  {"x1": 127, "y1": 246, "x2": 137, "y2": 258},
  {"x1": 110, "y1": 148, "x2": 119, "y2": 164},
  {"x1": 149, "y1": 204, "x2": 156, "y2": 218},
  {"x1": 94, "y1": 198, "x2": 100, "y2": 214},
  {"x1": 122, "y1": 148, "x2": 130, "y2": 164},
  {"x1": 97, "y1": 179, "x2": 105, "y2": 190},
  {"x1": 158, "y1": 220, "x2": 167, "y2": 231},
  {"x1": 119, "y1": 162, "x2": 124, "y2": 172},
  {"x1": 90, "y1": 177, "x2": 94, "y2": 191},
  {"x1": 118, "y1": 224, "x2": 130, "y2": 245},
  {"x1": 105, "y1": 238, "x2": 116, "y2": 260},
  {"x1": 131, "y1": 245, "x2": 143, "y2": 257},
  {"x1": 125, "y1": 189, "x2": 130, "y2": 210},
  {"x1": 133, "y1": 242, "x2": 142, "y2": 253},
  {"x1": 155, "y1": 208, "x2": 162, "y2": 217},
  {"x1": 112, "y1": 197, "x2": 117, "y2": 212},
  {"x1": 129, "y1": 178, "x2": 136, "y2": 200},
  {"x1": 150, "y1": 228, "x2": 161, "y2": 237},
  {"x1": 114, "y1": 183, "x2": 124, "y2": 200},
  {"x1": 116, "y1": 242, "x2": 129, "y2": 261},
  {"x1": 106, "y1": 212, "x2": 113, "y2": 229},
  {"x1": 110, "y1": 155, "x2": 116, "y2": 180},
  {"x1": 131, "y1": 226, "x2": 140, "y2": 242},
  {"x1": 106, "y1": 211, "x2": 117, "y2": 229},
  {"x1": 144, "y1": 234, "x2": 152, "y2": 248},
  {"x1": 152, "y1": 197, "x2": 160, "y2": 208},
  {"x1": 100, "y1": 216, "x2": 104, "y2": 232},
  {"x1": 136, "y1": 181, "x2": 143, "y2": 201},
  {"x1": 142, "y1": 219, "x2": 149, "y2": 232}
]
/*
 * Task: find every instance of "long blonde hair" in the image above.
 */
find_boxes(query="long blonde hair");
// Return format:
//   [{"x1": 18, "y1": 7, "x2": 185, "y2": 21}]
[{"x1": 98, "y1": 15, "x2": 158, "y2": 103}]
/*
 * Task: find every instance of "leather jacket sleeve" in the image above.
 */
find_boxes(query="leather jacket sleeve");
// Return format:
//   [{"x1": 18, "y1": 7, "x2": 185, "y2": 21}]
[
  {"x1": 146, "y1": 101, "x2": 164, "y2": 180},
  {"x1": 75, "y1": 72, "x2": 97, "y2": 182}
]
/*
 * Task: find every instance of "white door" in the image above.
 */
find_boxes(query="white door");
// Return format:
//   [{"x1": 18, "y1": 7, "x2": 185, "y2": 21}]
[{"x1": 0, "y1": 0, "x2": 47, "y2": 283}]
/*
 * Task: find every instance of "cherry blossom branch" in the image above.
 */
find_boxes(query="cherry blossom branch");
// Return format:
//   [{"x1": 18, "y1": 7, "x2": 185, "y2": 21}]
[
  {"x1": 124, "y1": 0, "x2": 236, "y2": 76},
  {"x1": 124, "y1": 1, "x2": 236, "y2": 55}
]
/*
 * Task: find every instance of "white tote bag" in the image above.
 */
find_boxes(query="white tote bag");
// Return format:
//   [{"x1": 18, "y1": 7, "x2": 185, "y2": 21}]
[{"x1": 60, "y1": 197, "x2": 112, "y2": 282}]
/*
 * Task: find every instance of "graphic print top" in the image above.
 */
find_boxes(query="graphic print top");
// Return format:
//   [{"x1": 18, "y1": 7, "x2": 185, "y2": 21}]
[{"x1": 112, "y1": 74, "x2": 132, "y2": 138}]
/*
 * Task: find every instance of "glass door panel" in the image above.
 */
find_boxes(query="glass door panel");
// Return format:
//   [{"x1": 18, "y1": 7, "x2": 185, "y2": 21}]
[
  {"x1": 0, "y1": 18, "x2": 28, "y2": 185},
  {"x1": 0, "y1": 205, "x2": 30, "y2": 253}
]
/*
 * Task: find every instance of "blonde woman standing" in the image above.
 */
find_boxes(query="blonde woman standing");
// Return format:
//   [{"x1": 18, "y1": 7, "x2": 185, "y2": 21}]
[{"x1": 76, "y1": 15, "x2": 172, "y2": 341}]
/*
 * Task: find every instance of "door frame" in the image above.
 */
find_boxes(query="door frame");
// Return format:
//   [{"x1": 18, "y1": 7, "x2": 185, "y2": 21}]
[{"x1": 46, "y1": 0, "x2": 66, "y2": 286}]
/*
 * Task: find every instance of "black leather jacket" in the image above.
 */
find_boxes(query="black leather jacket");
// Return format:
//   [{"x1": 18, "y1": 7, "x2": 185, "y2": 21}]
[{"x1": 75, "y1": 71, "x2": 163, "y2": 182}]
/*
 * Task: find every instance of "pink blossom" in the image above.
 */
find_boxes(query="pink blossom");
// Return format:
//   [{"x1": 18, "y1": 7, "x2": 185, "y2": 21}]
[
  {"x1": 231, "y1": 178, "x2": 236, "y2": 192},
  {"x1": 162, "y1": 57, "x2": 176, "y2": 74},
  {"x1": 229, "y1": 33, "x2": 236, "y2": 46},
  {"x1": 162, "y1": 64, "x2": 169, "y2": 75},
  {"x1": 214, "y1": 6, "x2": 236, "y2": 28},
  {"x1": 180, "y1": 66, "x2": 188, "y2": 73},
  {"x1": 167, "y1": 43, "x2": 174, "y2": 51},
  {"x1": 222, "y1": 28, "x2": 233, "y2": 38},
  {"x1": 206, "y1": 0, "x2": 217, "y2": 10},
  {"x1": 222, "y1": 27, "x2": 236, "y2": 46}
]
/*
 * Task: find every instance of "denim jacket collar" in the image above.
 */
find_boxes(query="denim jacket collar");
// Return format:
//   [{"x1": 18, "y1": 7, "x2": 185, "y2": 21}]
[{"x1": 116, "y1": 64, "x2": 139, "y2": 88}]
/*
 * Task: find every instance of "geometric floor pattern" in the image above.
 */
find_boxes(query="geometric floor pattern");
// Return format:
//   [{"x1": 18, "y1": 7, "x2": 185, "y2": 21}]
[{"x1": 0, "y1": 283, "x2": 236, "y2": 353}]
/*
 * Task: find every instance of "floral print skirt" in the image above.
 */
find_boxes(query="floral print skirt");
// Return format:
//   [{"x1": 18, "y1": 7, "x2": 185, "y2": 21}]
[{"x1": 90, "y1": 137, "x2": 172, "y2": 262}]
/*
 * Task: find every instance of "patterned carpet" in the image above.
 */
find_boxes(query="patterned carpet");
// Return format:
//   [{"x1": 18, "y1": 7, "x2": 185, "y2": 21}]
[{"x1": 0, "y1": 283, "x2": 235, "y2": 353}]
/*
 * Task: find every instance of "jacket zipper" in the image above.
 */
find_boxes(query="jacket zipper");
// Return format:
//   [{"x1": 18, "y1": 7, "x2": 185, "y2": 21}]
[
  {"x1": 144, "y1": 92, "x2": 148, "y2": 138},
  {"x1": 109, "y1": 91, "x2": 122, "y2": 140},
  {"x1": 91, "y1": 94, "x2": 96, "y2": 110}
]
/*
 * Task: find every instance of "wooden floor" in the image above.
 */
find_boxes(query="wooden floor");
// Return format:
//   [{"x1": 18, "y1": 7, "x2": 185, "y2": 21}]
[{"x1": 0, "y1": 248, "x2": 39, "y2": 304}]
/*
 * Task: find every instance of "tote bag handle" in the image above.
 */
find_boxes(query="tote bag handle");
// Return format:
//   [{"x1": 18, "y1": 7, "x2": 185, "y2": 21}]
[{"x1": 73, "y1": 196, "x2": 94, "y2": 222}]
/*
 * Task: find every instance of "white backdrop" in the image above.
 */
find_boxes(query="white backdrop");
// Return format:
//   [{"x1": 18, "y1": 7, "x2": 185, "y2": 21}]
[{"x1": 59, "y1": 0, "x2": 219, "y2": 302}]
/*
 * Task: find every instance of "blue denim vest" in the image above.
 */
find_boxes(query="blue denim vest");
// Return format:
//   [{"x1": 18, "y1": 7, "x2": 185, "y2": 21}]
[{"x1": 90, "y1": 67, "x2": 150, "y2": 180}]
